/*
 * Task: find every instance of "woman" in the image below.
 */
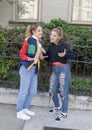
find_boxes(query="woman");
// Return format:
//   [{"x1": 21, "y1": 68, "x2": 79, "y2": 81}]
[
  {"x1": 46, "y1": 27, "x2": 76, "y2": 121},
  {"x1": 16, "y1": 24, "x2": 45, "y2": 120}
]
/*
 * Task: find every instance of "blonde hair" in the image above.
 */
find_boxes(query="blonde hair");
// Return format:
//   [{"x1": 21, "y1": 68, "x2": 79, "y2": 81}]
[
  {"x1": 52, "y1": 27, "x2": 63, "y2": 38},
  {"x1": 25, "y1": 23, "x2": 41, "y2": 36},
  {"x1": 25, "y1": 25, "x2": 32, "y2": 37}
]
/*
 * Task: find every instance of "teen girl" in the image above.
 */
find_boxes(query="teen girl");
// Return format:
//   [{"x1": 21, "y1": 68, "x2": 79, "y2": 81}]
[
  {"x1": 16, "y1": 24, "x2": 46, "y2": 120},
  {"x1": 46, "y1": 27, "x2": 76, "y2": 121}
]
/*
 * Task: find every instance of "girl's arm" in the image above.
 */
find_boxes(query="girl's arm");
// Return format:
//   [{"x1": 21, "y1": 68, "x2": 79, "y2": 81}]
[
  {"x1": 58, "y1": 42, "x2": 77, "y2": 60},
  {"x1": 20, "y1": 40, "x2": 28, "y2": 61},
  {"x1": 20, "y1": 40, "x2": 34, "y2": 61}
]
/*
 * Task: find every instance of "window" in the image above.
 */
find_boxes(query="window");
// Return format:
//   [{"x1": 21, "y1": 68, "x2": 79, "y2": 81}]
[
  {"x1": 70, "y1": 0, "x2": 92, "y2": 24},
  {"x1": 13, "y1": 0, "x2": 41, "y2": 22}
]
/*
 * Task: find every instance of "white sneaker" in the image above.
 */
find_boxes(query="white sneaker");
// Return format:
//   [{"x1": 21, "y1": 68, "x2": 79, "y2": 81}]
[
  {"x1": 23, "y1": 108, "x2": 35, "y2": 116},
  {"x1": 17, "y1": 110, "x2": 31, "y2": 120}
]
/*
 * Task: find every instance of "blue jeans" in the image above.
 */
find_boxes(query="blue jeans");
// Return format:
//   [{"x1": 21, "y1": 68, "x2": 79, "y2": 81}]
[
  {"x1": 49, "y1": 65, "x2": 71, "y2": 113},
  {"x1": 16, "y1": 65, "x2": 37, "y2": 111}
]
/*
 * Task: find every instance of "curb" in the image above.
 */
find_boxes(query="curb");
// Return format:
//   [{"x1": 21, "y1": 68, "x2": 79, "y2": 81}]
[{"x1": 0, "y1": 87, "x2": 92, "y2": 110}]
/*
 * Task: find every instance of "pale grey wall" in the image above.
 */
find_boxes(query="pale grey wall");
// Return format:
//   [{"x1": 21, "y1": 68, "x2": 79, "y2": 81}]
[
  {"x1": 0, "y1": 0, "x2": 69, "y2": 27},
  {"x1": 41, "y1": 0, "x2": 69, "y2": 22},
  {"x1": 0, "y1": 0, "x2": 13, "y2": 27}
]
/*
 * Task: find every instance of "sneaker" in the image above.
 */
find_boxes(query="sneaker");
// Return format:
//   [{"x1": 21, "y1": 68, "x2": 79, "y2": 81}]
[
  {"x1": 49, "y1": 107, "x2": 61, "y2": 113},
  {"x1": 17, "y1": 110, "x2": 31, "y2": 120},
  {"x1": 23, "y1": 108, "x2": 35, "y2": 116},
  {"x1": 55, "y1": 113, "x2": 67, "y2": 121}
]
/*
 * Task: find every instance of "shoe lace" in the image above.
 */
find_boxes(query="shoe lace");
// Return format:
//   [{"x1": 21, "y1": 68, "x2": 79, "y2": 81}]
[{"x1": 58, "y1": 113, "x2": 64, "y2": 118}]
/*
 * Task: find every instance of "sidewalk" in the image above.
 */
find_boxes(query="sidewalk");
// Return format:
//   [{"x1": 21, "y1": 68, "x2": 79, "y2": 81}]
[
  {"x1": 23, "y1": 106, "x2": 92, "y2": 130},
  {"x1": 0, "y1": 104, "x2": 24, "y2": 130},
  {"x1": 0, "y1": 88, "x2": 92, "y2": 130},
  {"x1": 0, "y1": 104, "x2": 92, "y2": 130}
]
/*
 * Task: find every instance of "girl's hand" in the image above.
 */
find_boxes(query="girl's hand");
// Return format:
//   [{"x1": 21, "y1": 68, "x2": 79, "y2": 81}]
[
  {"x1": 42, "y1": 48, "x2": 46, "y2": 54},
  {"x1": 27, "y1": 57, "x2": 34, "y2": 61},
  {"x1": 58, "y1": 49, "x2": 66, "y2": 57},
  {"x1": 40, "y1": 53, "x2": 48, "y2": 60}
]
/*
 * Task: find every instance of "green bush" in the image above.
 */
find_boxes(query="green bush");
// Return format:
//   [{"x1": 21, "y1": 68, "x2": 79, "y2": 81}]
[
  {"x1": 0, "y1": 19, "x2": 92, "y2": 95},
  {"x1": 41, "y1": 19, "x2": 92, "y2": 73}
]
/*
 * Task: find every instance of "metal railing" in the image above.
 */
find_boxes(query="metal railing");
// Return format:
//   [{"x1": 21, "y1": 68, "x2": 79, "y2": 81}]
[{"x1": 0, "y1": 40, "x2": 92, "y2": 96}]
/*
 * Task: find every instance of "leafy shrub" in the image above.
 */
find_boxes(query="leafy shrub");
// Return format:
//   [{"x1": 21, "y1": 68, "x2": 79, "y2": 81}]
[
  {"x1": 41, "y1": 19, "x2": 92, "y2": 73},
  {"x1": 0, "y1": 19, "x2": 92, "y2": 95}
]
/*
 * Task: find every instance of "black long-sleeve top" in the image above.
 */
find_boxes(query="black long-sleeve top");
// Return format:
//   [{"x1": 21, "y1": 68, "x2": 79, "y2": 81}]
[{"x1": 46, "y1": 40, "x2": 76, "y2": 64}]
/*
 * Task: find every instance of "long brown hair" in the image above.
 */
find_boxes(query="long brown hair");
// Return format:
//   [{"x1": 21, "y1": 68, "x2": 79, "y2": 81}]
[{"x1": 30, "y1": 23, "x2": 41, "y2": 35}]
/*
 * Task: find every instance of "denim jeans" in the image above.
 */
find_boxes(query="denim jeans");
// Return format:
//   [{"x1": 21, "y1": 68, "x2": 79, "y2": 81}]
[
  {"x1": 16, "y1": 65, "x2": 37, "y2": 111},
  {"x1": 49, "y1": 65, "x2": 71, "y2": 113}
]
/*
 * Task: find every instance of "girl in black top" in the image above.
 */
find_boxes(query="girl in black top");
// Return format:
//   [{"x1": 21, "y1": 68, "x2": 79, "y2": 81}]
[{"x1": 46, "y1": 27, "x2": 76, "y2": 121}]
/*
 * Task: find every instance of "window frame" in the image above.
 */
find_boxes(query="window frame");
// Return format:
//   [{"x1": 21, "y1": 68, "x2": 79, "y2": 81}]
[
  {"x1": 13, "y1": 0, "x2": 42, "y2": 22},
  {"x1": 69, "y1": 0, "x2": 92, "y2": 25}
]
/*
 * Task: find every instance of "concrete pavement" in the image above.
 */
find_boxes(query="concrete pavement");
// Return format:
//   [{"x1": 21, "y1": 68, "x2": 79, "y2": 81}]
[
  {"x1": 23, "y1": 106, "x2": 92, "y2": 130},
  {"x1": 0, "y1": 104, "x2": 24, "y2": 130},
  {"x1": 0, "y1": 88, "x2": 92, "y2": 130},
  {"x1": 0, "y1": 104, "x2": 92, "y2": 130}
]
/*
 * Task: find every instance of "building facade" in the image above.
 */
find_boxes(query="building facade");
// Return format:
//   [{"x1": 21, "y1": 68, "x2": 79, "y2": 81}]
[{"x1": 0, "y1": 0, "x2": 92, "y2": 27}]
